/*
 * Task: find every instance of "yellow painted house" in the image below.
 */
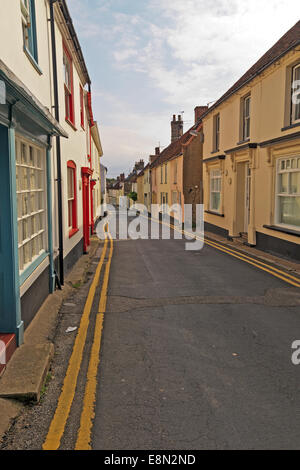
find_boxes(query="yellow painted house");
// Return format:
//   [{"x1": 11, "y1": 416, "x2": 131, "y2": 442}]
[{"x1": 202, "y1": 20, "x2": 300, "y2": 260}]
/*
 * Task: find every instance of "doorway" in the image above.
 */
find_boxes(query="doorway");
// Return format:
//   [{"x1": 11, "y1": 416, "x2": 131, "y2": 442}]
[{"x1": 244, "y1": 163, "x2": 251, "y2": 233}]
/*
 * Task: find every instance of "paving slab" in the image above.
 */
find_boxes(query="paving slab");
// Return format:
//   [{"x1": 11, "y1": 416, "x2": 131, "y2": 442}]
[{"x1": 0, "y1": 343, "x2": 54, "y2": 403}]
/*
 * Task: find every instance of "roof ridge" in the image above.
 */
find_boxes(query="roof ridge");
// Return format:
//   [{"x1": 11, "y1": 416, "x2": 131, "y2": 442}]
[{"x1": 203, "y1": 20, "x2": 300, "y2": 117}]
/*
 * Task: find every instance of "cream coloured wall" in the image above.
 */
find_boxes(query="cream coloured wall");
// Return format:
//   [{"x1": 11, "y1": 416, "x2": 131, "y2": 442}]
[
  {"x1": 52, "y1": 15, "x2": 91, "y2": 258},
  {"x1": 0, "y1": 0, "x2": 53, "y2": 108},
  {"x1": 202, "y1": 47, "x2": 300, "y2": 249}
]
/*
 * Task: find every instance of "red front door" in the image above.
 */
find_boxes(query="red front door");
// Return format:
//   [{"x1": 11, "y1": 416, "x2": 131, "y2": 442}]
[{"x1": 82, "y1": 167, "x2": 93, "y2": 253}]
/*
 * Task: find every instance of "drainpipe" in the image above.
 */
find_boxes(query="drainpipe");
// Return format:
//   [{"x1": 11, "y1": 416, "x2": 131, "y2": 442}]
[{"x1": 49, "y1": 0, "x2": 64, "y2": 286}]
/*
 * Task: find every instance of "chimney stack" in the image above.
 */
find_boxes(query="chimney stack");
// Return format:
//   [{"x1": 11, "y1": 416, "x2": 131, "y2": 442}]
[
  {"x1": 120, "y1": 173, "x2": 125, "y2": 182},
  {"x1": 135, "y1": 160, "x2": 144, "y2": 172},
  {"x1": 171, "y1": 114, "x2": 183, "y2": 143},
  {"x1": 194, "y1": 106, "x2": 208, "y2": 124},
  {"x1": 149, "y1": 147, "x2": 160, "y2": 164}
]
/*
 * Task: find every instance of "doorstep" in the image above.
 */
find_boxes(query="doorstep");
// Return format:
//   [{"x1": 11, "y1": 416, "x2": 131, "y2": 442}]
[{"x1": 0, "y1": 334, "x2": 17, "y2": 377}]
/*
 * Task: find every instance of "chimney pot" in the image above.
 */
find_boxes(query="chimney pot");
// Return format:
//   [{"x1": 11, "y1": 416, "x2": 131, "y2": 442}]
[{"x1": 171, "y1": 114, "x2": 183, "y2": 143}]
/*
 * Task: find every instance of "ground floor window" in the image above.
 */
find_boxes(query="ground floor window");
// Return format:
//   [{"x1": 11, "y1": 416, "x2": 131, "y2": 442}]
[
  {"x1": 276, "y1": 156, "x2": 300, "y2": 228},
  {"x1": 160, "y1": 192, "x2": 168, "y2": 212},
  {"x1": 15, "y1": 137, "x2": 46, "y2": 273},
  {"x1": 172, "y1": 191, "x2": 178, "y2": 205},
  {"x1": 67, "y1": 161, "x2": 78, "y2": 237},
  {"x1": 210, "y1": 169, "x2": 221, "y2": 212}
]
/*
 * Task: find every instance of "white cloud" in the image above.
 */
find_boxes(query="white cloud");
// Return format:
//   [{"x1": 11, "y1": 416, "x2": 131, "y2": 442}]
[
  {"x1": 111, "y1": 0, "x2": 300, "y2": 108},
  {"x1": 68, "y1": 0, "x2": 300, "y2": 176}
]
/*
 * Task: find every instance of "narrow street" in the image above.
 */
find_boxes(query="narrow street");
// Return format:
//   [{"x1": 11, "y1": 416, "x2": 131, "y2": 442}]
[
  {"x1": 92, "y1": 218, "x2": 300, "y2": 450},
  {"x1": 2, "y1": 215, "x2": 300, "y2": 450}
]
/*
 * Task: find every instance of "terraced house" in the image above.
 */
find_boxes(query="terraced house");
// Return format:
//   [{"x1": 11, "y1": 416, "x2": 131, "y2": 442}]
[
  {"x1": 202, "y1": 20, "x2": 300, "y2": 260},
  {"x1": 150, "y1": 109, "x2": 206, "y2": 221},
  {"x1": 0, "y1": 0, "x2": 103, "y2": 364}
]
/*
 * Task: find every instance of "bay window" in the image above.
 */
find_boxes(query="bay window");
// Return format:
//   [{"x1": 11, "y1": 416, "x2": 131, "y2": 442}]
[
  {"x1": 16, "y1": 138, "x2": 46, "y2": 274},
  {"x1": 276, "y1": 156, "x2": 300, "y2": 229},
  {"x1": 210, "y1": 169, "x2": 222, "y2": 213}
]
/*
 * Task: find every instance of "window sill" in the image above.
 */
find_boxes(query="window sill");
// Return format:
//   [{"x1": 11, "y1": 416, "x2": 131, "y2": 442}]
[
  {"x1": 19, "y1": 251, "x2": 48, "y2": 286},
  {"x1": 205, "y1": 210, "x2": 224, "y2": 218},
  {"x1": 211, "y1": 149, "x2": 220, "y2": 154},
  {"x1": 263, "y1": 225, "x2": 300, "y2": 237},
  {"x1": 65, "y1": 118, "x2": 77, "y2": 131},
  {"x1": 69, "y1": 228, "x2": 79, "y2": 238},
  {"x1": 23, "y1": 47, "x2": 42, "y2": 75},
  {"x1": 236, "y1": 138, "x2": 250, "y2": 145},
  {"x1": 281, "y1": 122, "x2": 300, "y2": 132}
]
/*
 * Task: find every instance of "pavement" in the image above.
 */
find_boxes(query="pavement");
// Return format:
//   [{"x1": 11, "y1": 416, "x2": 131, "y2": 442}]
[
  {"x1": 1, "y1": 215, "x2": 300, "y2": 450},
  {"x1": 0, "y1": 239, "x2": 100, "y2": 444}
]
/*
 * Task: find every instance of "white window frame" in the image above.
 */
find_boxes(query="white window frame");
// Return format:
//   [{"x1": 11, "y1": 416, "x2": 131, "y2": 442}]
[
  {"x1": 210, "y1": 169, "x2": 222, "y2": 213},
  {"x1": 213, "y1": 114, "x2": 220, "y2": 152},
  {"x1": 16, "y1": 136, "x2": 47, "y2": 274},
  {"x1": 243, "y1": 95, "x2": 251, "y2": 141},
  {"x1": 275, "y1": 156, "x2": 300, "y2": 230},
  {"x1": 291, "y1": 64, "x2": 300, "y2": 125}
]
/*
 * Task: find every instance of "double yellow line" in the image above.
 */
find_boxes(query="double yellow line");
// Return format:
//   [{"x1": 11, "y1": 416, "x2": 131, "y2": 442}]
[
  {"x1": 43, "y1": 227, "x2": 114, "y2": 451},
  {"x1": 147, "y1": 215, "x2": 300, "y2": 288}
]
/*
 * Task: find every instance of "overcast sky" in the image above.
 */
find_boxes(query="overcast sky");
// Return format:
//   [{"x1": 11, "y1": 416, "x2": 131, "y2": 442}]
[{"x1": 68, "y1": 0, "x2": 300, "y2": 177}]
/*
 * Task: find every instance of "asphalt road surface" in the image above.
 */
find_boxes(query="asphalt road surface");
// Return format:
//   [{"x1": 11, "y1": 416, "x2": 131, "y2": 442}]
[
  {"x1": 2, "y1": 214, "x2": 300, "y2": 450},
  {"x1": 92, "y1": 217, "x2": 300, "y2": 450}
]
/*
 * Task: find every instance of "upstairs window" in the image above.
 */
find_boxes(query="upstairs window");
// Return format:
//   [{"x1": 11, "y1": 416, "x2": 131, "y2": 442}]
[
  {"x1": 213, "y1": 114, "x2": 220, "y2": 152},
  {"x1": 291, "y1": 64, "x2": 300, "y2": 124},
  {"x1": 80, "y1": 86, "x2": 85, "y2": 129},
  {"x1": 276, "y1": 156, "x2": 300, "y2": 229},
  {"x1": 21, "y1": 0, "x2": 38, "y2": 63},
  {"x1": 67, "y1": 161, "x2": 78, "y2": 237},
  {"x1": 63, "y1": 46, "x2": 75, "y2": 125},
  {"x1": 164, "y1": 164, "x2": 168, "y2": 184},
  {"x1": 160, "y1": 166, "x2": 163, "y2": 184},
  {"x1": 173, "y1": 161, "x2": 178, "y2": 184},
  {"x1": 243, "y1": 95, "x2": 251, "y2": 141}
]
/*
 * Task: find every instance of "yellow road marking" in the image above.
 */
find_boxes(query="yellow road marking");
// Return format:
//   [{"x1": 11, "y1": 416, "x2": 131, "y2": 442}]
[
  {"x1": 75, "y1": 231, "x2": 114, "y2": 450},
  {"x1": 43, "y1": 234, "x2": 109, "y2": 451},
  {"x1": 142, "y1": 214, "x2": 300, "y2": 288}
]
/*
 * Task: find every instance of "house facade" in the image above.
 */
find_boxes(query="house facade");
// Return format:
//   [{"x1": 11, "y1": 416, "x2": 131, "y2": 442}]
[
  {"x1": 150, "y1": 111, "x2": 206, "y2": 222},
  {"x1": 202, "y1": 20, "x2": 300, "y2": 260},
  {"x1": 0, "y1": 0, "x2": 103, "y2": 357}
]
